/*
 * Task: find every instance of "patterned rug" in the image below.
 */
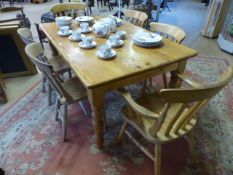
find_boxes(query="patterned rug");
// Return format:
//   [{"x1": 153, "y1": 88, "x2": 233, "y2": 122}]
[{"x1": 0, "y1": 56, "x2": 233, "y2": 175}]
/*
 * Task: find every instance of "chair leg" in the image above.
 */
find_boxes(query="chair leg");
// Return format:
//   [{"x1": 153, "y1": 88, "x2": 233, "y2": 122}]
[
  {"x1": 47, "y1": 83, "x2": 52, "y2": 106},
  {"x1": 79, "y1": 101, "x2": 89, "y2": 116},
  {"x1": 162, "y1": 74, "x2": 167, "y2": 88},
  {"x1": 55, "y1": 98, "x2": 60, "y2": 121},
  {"x1": 42, "y1": 75, "x2": 46, "y2": 93},
  {"x1": 187, "y1": 131, "x2": 198, "y2": 167},
  {"x1": 140, "y1": 80, "x2": 147, "y2": 95},
  {"x1": 62, "y1": 104, "x2": 68, "y2": 142},
  {"x1": 68, "y1": 69, "x2": 72, "y2": 79},
  {"x1": 115, "y1": 121, "x2": 128, "y2": 145},
  {"x1": 154, "y1": 144, "x2": 161, "y2": 175}
]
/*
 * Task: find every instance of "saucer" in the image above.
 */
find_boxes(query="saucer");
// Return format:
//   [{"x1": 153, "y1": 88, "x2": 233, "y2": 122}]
[
  {"x1": 68, "y1": 34, "x2": 84, "y2": 42},
  {"x1": 79, "y1": 28, "x2": 92, "y2": 34},
  {"x1": 57, "y1": 30, "x2": 72, "y2": 36},
  {"x1": 106, "y1": 40, "x2": 124, "y2": 48},
  {"x1": 96, "y1": 50, "x2": 116, "y2": 60},
  {"x1": 79, "y1": 41, "x2": 97, "y2": 49}
]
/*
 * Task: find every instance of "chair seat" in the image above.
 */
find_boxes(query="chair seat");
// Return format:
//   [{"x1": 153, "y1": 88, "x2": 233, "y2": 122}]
[
  {"x1": 61, "y1": 77, "x2": 87, "y2": 104},
  {"x1": 48, "y1": 56, "x2": 71, "y2": 74},
  {"x1": 123, "y1": 92, "x2": 197, "y2": 143}
]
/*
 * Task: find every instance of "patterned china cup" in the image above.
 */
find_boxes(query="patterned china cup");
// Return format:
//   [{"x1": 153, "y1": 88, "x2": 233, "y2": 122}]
[
  {"x1": 109, "y1": 35, "x2": 120, "y2": 46},
  {"x1": 80, "y1": 22, "x2": 89, "y2": 32},
  {"x1": 60, "y1": 26, "x2": 69, "y2": 34},
  {"x1": 72, "y1": 30, "x2": 81, "y2": 39},
  {"x1": 82, "y1": 36, "x2": 93, "y2": 47},
  {"x1": 116, "y1": 30, "x2": 127, "y2": 40},
  {"x1": 100, "y1": 44, "x2": 112, "y2": 57}
]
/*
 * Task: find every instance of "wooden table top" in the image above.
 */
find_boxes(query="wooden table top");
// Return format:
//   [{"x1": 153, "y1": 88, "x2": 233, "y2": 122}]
[{"x1": 40, "y1": 21, "x2": 197, "y2": 88}]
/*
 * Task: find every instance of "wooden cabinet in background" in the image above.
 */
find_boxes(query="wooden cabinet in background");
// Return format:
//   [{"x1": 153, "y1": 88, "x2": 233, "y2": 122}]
[{"x1": 0, "y1": 25, "x2": 37, "y2": 78}]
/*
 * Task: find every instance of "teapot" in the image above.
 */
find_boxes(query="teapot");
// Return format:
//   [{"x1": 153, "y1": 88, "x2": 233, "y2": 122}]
[
  {"x1": 93, "y1": 22, "x2": 110, "y2": 37},
  {"x1": 102, "y1": 17, "x2": 117, "y2": 33}
]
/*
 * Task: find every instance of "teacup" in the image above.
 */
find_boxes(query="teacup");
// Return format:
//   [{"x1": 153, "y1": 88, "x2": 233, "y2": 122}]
[
  {"x1": 60, "y1": 26, "x2": 69, "y2": 34},
  {"x1": 82, "y1": 36, "x2": 93, "y2": 47},
  {"x1": 109, "y1": 34, "x2": 120, "y2": 46},
  {"x1": 100, "y1": 44, "x2": 112, "y2": 57},
  {"x1": 80, "y1": 22, "x2": 89, "y2": 32},
  {"x1": 72, "y1": 30, "x2": 81, "y2": 39},
  {"x1": 116, "y1": 30, "x2": 127, "y2": 40}
]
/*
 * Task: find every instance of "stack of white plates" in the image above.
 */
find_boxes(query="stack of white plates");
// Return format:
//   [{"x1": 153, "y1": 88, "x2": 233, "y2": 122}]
[
  {"x1": 75, "y1": 16, "x2": 94, "y2": 25},
  {"x1": 133, "y1": 33, "x2": 163, "y2": 47},
  {"x1": 55, "y1": 16, "x2": 72, "y2": 28}
]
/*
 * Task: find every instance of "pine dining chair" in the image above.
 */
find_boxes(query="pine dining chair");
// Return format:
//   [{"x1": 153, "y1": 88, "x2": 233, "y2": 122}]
[
  {"x1": 124, "y1": 9, "x2": 148, "y2": 28},
  {"x1": 25, "y1": 42, "x2": 87, "y2": 141},
  {"x1": 116, "y1": 63, "x2": 233, "y2": 175},
  {"x1": 51, "y1": 2, "x2": 86, "y2": 19},
  {"x1": 17, "y1": 28, "x2": 72, "y2": 106},
  {"x1": 144, "y1": 22, "x2": 186, "y2": 90}
]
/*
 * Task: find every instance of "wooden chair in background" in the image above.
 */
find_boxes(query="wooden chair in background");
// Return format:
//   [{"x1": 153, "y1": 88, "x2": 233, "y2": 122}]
[
  {"x1": 116, "y1": 63, "x2": 233, "y2": 175},
  {"x1": 150, "y1": 22, "x2": 186, "y2": 44},
  {"x1": 25, "y1": 42, "x2": 88, "y2": 141},
  {"x1": 124, "y1": 9, "x2": 148, "y2": 28},
  {"x1": 145, "y1": 22, "x2": 186, "y2": 90},
  {"x1": 51, "y1": 2, "x2": 86, "y2": 19},
  {"x1": 17, "y1": 28, "x2": 72, "y2": 106},
  {"x1": 34, "y1": 23, "x2": 48, "y2": 49},
  {"x1": 0, "y1": 7, "x2": 26, "y2": 26}
]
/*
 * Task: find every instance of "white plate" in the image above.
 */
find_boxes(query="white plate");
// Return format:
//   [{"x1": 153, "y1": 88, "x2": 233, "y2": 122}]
[
  {"x1": 106, "y1": 40, "x2": 124, "y2": 48},
  {"x1": 96, "y1": 50, "x2": 116, "y2": 60},
  {"x1": 80, "y1": 27, "x2": 92, "y2": 33},
  {"x1": 76, "y1": 16, "x2": 94, "y2": 22},
  {"x1": 57, "y1": 30, "x2": 72, "y2": 37},
  {"x1": 79, "y1": 41, "x2": 97, "y2": 49},
  {"x1": 68, "y1": 34, "x2": 84, "y2": 42},
  {"x1": 133, "y1": 33, "x2": 162, "y2": 44},
  {"x1": 133, "y1": 40, "x2": 162, "y2": 48}
]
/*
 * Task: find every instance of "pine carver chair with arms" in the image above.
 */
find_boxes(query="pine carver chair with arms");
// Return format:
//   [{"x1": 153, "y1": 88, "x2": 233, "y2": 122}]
[{"x1": 116, "y1": 63, "x2": 233, "y2": 175}]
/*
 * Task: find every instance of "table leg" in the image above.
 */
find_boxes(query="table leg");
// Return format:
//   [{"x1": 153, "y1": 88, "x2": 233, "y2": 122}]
[
  {"x1": 169, "y1": 60, "x2": 187, "y2": 88},
  {"x1": 87, "y1": 88, "x2": 105, "y2": 149}
]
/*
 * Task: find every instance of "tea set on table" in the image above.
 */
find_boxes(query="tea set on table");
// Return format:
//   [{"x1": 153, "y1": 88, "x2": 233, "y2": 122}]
[{"x1": 55, "y1": 15, "x2": 163, "y2": 60}]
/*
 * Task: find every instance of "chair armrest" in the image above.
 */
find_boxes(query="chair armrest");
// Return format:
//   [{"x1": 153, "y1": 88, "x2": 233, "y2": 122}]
[
  {"x1": 177, "y1": 73, "x2": 202, "y2": 88},
  {"x1": 0, "y1": 18, "x2": 22, "y2": 24},
  {"x1": 117, "y1": 88, "x2": 160, "y2": 120}
]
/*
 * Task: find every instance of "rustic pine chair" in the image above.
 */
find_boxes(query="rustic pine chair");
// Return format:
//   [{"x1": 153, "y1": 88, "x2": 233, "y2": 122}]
[
  {"x1": 25, "y1": 42, "x2": 87, "y2": 141},
  {"x1": 144, "y1": 22, "x2": 186, "y2": 90},
  {"x1": 17, "y1": 28, "x2": 72, "y2": 105},
  {"x1": 116, "y1": 64, "x2": 233, "y2": 175},
  {"x1": 0, "y1": 7, "x2": 26, "y2": 26},
  {"x1": 124, "y1": 9, "x2": 148, "y2": 28},
  {"x1": 51, "y1": 2, "x2": 86, "y2": 19},
  {"x1": 34, "y1": 23, "x2": 48, "y2": 50}
]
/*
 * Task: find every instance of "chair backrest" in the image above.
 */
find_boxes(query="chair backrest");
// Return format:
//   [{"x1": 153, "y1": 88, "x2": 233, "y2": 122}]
[
  {"x1": 0, "y1": 7, "x2": 26, "y2": 25},
  {"x1": 17, "y1": 27, "x2": 34, "y2": 45},
  {"x1": 124, "y1": 9, "x2": 148, "y2": 28},
  {"x1": 150, "y1": 22, "x2": 186, "y2": 43},
  {"x1": 51, "y1": 2, "x2": 86, "y2": 19},
  {"x1": 147, "y1": 65, "x2": 233, "y2": 138},
  {"x1": 25, "y1": 42, "x2": 73, "y2": 101}
]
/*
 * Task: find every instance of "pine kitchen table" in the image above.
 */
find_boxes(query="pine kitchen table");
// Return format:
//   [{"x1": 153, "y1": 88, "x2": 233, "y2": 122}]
[{"x1": 40, "y1": 20, "x2": 198, "y2": 148}]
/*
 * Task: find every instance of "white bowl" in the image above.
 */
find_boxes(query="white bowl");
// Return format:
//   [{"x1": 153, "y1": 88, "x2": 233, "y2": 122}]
[
  {"x1": 75, "y1": 16, "x2": 94, "y2": 26},
  {"x1": 55, "y1": 16, "x2": 72, "y2": 27}
]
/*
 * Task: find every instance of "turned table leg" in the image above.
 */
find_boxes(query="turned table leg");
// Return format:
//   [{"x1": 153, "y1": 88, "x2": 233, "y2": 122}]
[
  {"x1": 87, "y1": 88, "x2": 105, "y2": 149},
  {"x1": 169, "y1": 60, "x2": 187, "y2": 88}
]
